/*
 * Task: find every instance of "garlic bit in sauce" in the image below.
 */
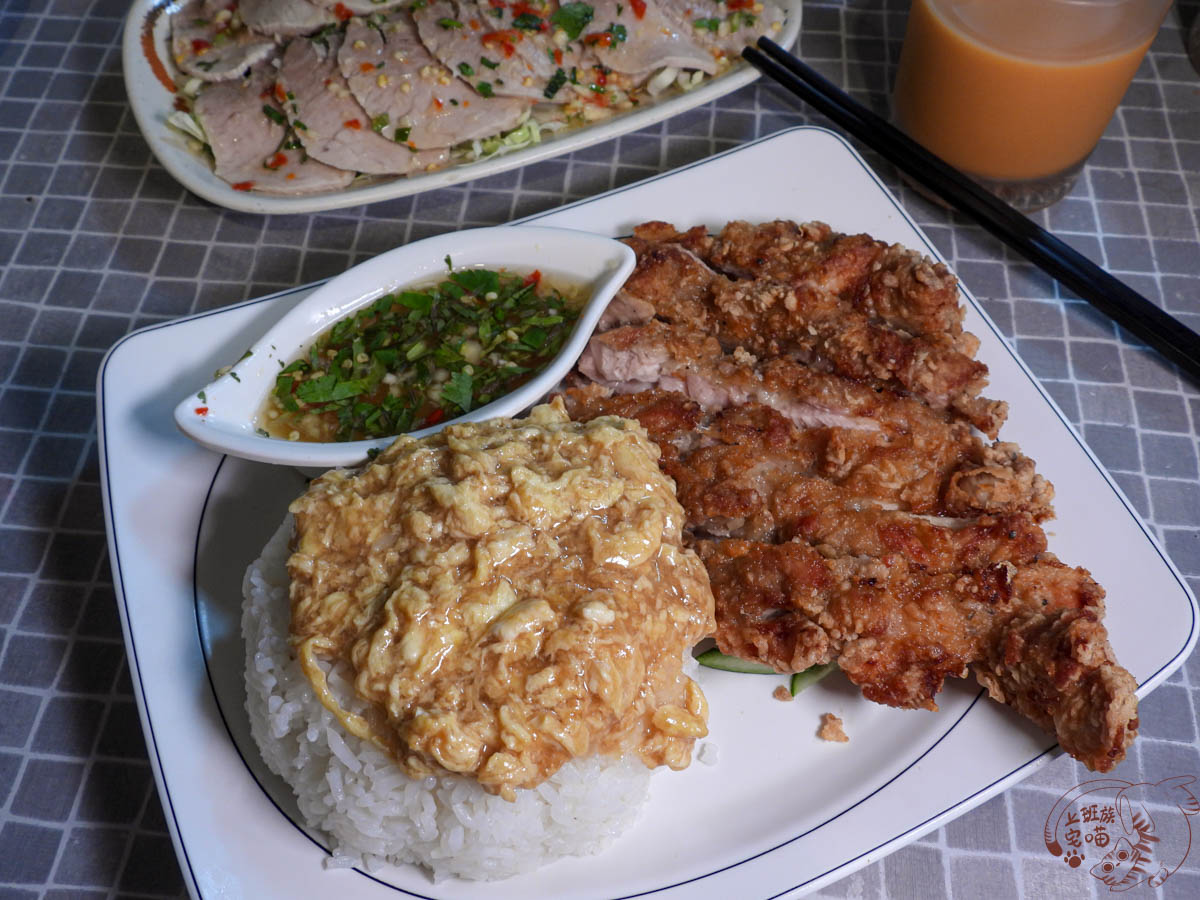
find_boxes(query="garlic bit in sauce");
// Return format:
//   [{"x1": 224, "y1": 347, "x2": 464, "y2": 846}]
[
  {"x1": 286, "y1": 400, "x2": 716, "y2": 800},
  {"x1": 259, "y1": 261, "x2": 582, "y2": 442}
]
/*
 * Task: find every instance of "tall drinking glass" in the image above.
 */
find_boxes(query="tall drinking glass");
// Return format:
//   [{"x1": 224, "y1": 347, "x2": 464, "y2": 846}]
[{"x1": 893, "y1": 0, "x2": 1173, "y2": 211}]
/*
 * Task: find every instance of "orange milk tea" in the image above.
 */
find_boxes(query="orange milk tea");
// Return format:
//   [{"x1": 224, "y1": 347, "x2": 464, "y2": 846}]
[{"x1": 893, "y1": 0, "x2": 1171, "y2": 182}]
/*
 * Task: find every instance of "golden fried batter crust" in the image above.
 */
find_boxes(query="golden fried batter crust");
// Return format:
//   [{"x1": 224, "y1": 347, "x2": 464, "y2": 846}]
[{"x1": 563, "y1": 220, "x2": 1138, "y2": 773}]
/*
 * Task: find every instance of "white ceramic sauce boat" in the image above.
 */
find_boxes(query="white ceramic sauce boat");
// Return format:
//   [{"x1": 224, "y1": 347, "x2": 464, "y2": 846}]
[{"x1": 173, "y1": 225, "x2": 636, "y2": 468}]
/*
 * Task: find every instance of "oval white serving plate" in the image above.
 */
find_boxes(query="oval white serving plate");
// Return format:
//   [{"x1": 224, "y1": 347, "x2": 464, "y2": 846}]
[
  {"x1": 121, "y1": 0, "x2": 802, "y2": 215},
  {"x1": 172, "y1": 225, "x2": 635, "y2": 468}
]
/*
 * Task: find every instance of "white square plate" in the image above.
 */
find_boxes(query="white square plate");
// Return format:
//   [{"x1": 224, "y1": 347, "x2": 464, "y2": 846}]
[
  {"x1": 121, "y1": 0, "x2": 802, "y2": 214},
  {"x1": 98, "y1": 127, "x2": 1198, "y2": 900}
]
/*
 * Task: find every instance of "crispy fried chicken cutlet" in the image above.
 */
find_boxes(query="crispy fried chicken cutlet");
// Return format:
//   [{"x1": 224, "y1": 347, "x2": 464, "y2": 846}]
[{"x1": 559, "y1": 219, "x2": 1138, "y2": 773}]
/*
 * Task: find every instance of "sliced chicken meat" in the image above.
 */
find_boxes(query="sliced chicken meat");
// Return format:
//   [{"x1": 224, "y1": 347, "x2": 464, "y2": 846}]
[
  {"x1": 339, "y1": 11, "x2": 528, "y2": 149},
  {"x1": 561, "y1": 219, "x2": 1138, "y2": 773},
  {"x1": 618, "y1": 223, "x2": 1008, "y2": 437},
  {"x1": 278, "y1": 34, "x2": 450, "y2": 175},
  {"x1": 171, "y1": 0, "x2": 277, "y2": 82},
  {"x1": 191, "y1": 65, "x2": 355, "y2": 194},
  {"x1": 699, "y1": 220, "x2": 967, "y2": 339}
]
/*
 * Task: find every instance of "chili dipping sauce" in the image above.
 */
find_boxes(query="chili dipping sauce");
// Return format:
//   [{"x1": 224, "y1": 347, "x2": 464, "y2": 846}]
[{"x1": 259, "y1": 261, "x2": 583, "y2": 442}]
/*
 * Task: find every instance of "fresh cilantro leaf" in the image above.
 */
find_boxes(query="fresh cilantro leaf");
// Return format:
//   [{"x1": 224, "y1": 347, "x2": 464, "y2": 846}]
[
  {"x1": 450, "y1": 268, "x2": 500, "y2": 295},
  {"x1": 550, "y1": 2, "x2": 593, "y2": 39},
  {"x1": 397, "y1": 291, "x2": 433, "y2": 314},
  {"x1": 441, "y1": 370, "x2": 474, "y2": 412}
]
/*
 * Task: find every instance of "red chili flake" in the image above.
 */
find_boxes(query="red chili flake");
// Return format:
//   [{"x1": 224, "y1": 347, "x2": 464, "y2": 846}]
[
  {"x1": 433, "y1": 97, "x2": 444, "y2": 110},
  {"x1": 173, "y1": 95, "x2": 190, "y2": 111},
  {"x1": 595, "y1": 69, "x2": 607, "y2": 86},
  {"x1": 359, "y1": 62, "x2": 374, "y2": 73},
  {"x1": 583, "y1": 32, "x2": 612, "y2": 47},
  {"x1": 343, "y1": 118, "x2": 362, "y2": 129},
  {"x1": 523, "y1": 269, "x2": 542, "y2": 287},
  {"x1": 422, "y1": 408, "x2": 446, "y2": 427},
  {"x1": 511, "y1": 1, "x2": 538, "y2": 15},
  {"x1": 487, "y1": 0, "x2": 506, "y2": 7},
  {"x1": 727, "y1": 0, "x2": 753, "y2": 8},
  {"x1": 630, "y1": 0, "x2": 647, "y2": 19},
  {"x1": 232, "y1": 181, "x2": 254, "y2": 191},
  {"x1": 333, "y1": 2, "x2": 353, "y2": 20},
  {"x1": 469, "y1": 17, "x2": 481, "y2": 29},
  {"x1": 553, "y1": 48, "x2": 562, "y2": 65},
  {"x1": 273, "y1": 83, "x2": 287, "y2": 103},
  {"x1": 482, "y1": 30, "x2": 520, "y2": 57},
  {"x1": 195, "y1": 406, "x2": 209, "y2": 416},
  {"x1": 286, "y1": 173, "x2": 296, "y2": 180},
  {"x1": 265, "y1": 152, "x2": 288, "y2": 170},
  {"x1": 191, "y1": 38, "x2": 212, "y2": 54}
]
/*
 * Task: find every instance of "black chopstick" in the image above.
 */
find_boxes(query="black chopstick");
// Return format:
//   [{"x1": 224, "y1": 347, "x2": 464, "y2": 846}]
[{"x1": 744, "y1": 37, "x2": 1200, "y2": 385}]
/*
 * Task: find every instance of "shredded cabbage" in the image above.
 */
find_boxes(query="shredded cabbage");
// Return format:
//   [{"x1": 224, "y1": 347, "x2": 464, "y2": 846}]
[
  {"x1": 167, "y1": 110, "x2": 207, "y2": 144},
  {"x1": 455, "y1": 115, "x2": 544, "y2": 162},
  {"x1": 647, "y1": 67, "x2": 679, "y2": 97}
]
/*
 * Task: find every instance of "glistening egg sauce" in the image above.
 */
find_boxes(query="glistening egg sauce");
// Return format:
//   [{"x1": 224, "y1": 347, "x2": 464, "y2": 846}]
[{"x1": 285, "y1": 402, "x2": 715, "y2": 800}]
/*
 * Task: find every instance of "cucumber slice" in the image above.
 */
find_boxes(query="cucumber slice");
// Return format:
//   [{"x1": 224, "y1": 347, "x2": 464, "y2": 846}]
[
  {"x1": 790, "y1": 662, "x2": 837, "y2": 696},
  {"x1": 695, "y1": 648, "x2": 777, "y2": 675}
]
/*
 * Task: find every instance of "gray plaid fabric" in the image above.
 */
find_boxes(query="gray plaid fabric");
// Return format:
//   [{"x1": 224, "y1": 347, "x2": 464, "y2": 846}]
[{"x1": 1, "y1": 1, "x2": 1198, "y2": 897}]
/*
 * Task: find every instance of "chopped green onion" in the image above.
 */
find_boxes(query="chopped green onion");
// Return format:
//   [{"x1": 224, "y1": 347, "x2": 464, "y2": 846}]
[{"x1": 544, "y1": 67, "x2": 567, "y2": 99}]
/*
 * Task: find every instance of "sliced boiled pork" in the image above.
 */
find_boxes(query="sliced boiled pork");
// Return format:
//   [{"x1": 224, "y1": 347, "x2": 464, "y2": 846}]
[
  {"x1": 582, "y1": 0, "x2": 717, "y2": 77},
  {"x1": 278, "y1": 34, "x2": 450, "y2": 175},
  {"x1": 239, "y1": 0, "x2": 336, "y2": 38},
  {"x1": 415, "y1": 0, "x2": 572, "y2": 102},
  {"x1": 191, "y1": 65, "x2": 355, "y2": 195},
  {"x1": 339, "y1": 11, "x2": 528, "y2": 149},
  {"x1": 656, "y1": 0, "x2": 785, "y2": 63},
  {"x1": 171, "y1": 0, "x2": 277, "y2": 82}
]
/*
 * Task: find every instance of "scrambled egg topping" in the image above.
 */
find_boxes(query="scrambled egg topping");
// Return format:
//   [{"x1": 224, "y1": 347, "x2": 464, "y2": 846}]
[{"x1": 286, "y1": 400, "x2": 715, "y2": 799}]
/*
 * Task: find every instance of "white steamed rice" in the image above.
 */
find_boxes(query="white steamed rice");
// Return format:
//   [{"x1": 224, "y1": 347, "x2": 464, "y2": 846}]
[{"x1": 242, "y1": 516, "x2": 654, "y2": 881}]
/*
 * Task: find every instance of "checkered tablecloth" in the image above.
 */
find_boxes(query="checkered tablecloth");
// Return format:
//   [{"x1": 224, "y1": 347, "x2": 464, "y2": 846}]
[{"x1": 1, "y1": 1, "x2": 1198, "y2": 897}]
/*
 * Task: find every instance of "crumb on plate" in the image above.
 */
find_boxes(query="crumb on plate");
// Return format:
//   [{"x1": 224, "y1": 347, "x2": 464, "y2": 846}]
[{"x1": 818, "y1": 713, "x2": 849, "y2": 743}]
